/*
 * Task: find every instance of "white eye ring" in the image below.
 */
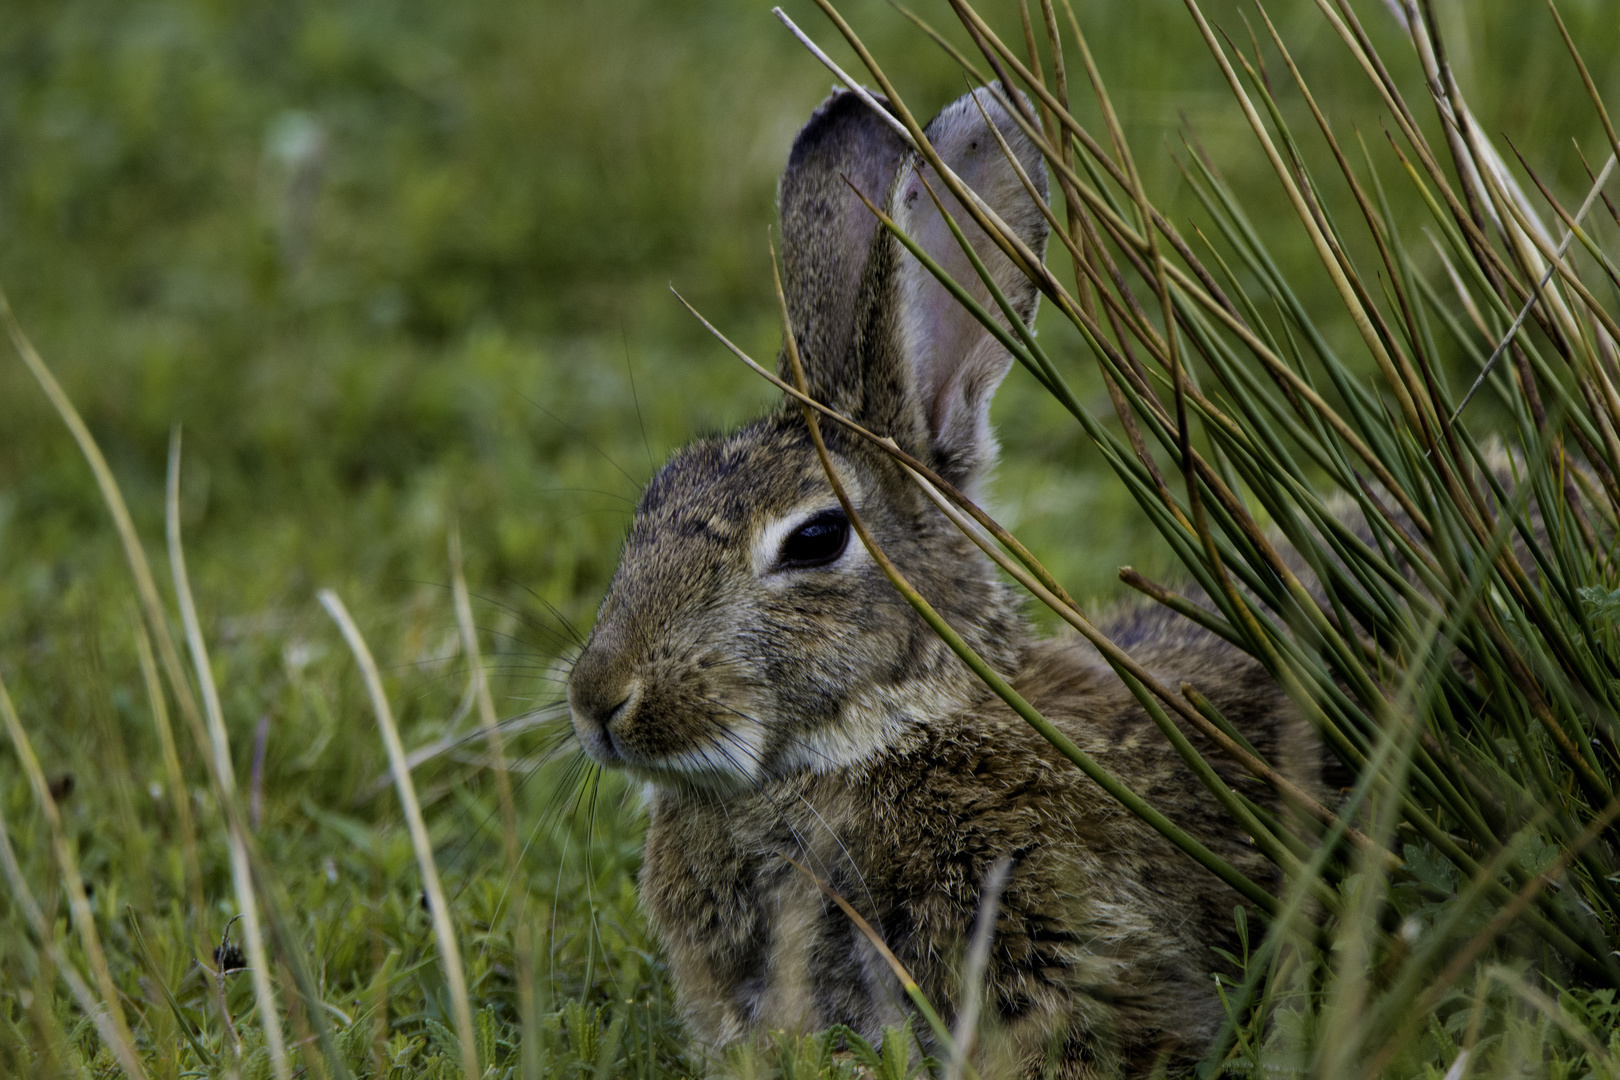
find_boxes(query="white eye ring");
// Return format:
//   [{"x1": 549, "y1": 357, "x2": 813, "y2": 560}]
[{"x1": 752, "y1": 498, "x2": 868, "y2": 581}]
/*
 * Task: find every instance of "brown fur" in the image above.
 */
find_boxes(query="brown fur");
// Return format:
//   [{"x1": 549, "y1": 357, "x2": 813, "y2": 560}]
[
  {"x1": 637, "y1": 628, "x2": 1285, "y2": 1076},
  {"x1": 567, "y1": 86, "x2": 1294, "y2": 1076}
]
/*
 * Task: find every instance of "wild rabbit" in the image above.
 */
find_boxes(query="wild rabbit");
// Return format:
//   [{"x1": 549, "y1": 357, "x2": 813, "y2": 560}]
[{"x1": 567, "y1": 85, "x2": 1295, "y2": 1077}]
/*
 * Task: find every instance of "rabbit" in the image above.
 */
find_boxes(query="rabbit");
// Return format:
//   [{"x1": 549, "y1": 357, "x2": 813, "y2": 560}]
[{"x1": 566, "y1": 84, "x2": 1298, "y2": 1078}]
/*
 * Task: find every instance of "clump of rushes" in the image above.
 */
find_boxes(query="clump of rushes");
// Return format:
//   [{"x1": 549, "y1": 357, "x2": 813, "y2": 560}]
[{"x1": 750, "y1": 0, "x2": 1620, "y2": 1075}]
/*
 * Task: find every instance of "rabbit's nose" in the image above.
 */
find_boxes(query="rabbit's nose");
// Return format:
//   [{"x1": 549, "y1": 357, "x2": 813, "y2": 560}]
[
  {"x1": 593, "y1": 683, "x2": 639, "y2": 731},
  {"x1": 568, "y1": 648, "x2": 642, "y2": 749}
]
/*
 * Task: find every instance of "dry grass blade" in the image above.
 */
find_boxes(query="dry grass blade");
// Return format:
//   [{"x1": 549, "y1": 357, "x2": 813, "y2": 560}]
[
  {"x1": 772, "y1": 7, "x2": 914, "y2": 149},
  {"x1": 2, "y1": 285, "x2": 298, "y2": 1078},
  {"x1": 1449, "y1": 152, "x2": 1618, "y2": 423},
  {"x1": 450, "y1": 525, "x2": 519, "y2": 866},
  {"x1": 945, "y1": 856, "x2": 1010, "y2": 1080},
  {"x1": 319, "y1": 588, "x2": 481, "y2": 1080},
  {"x1": 0, "y1": 672, "x2": 148, "y2": 1080},
  {"x1": 1182, "y1": 0, "x2": 1420, "y2": 432},
  {"x1": 1492, "y1": 169, "x2": 1620, "y2": 351},
  {"x1": 449, "y1": 523, "x2": 537, "y2": 1080},
  {"x1": 779, "y1": 851, "x2": 972, "y2": 1076},
  {"x1": 0, "y1": 289, "x2": 211, "y2": 773},
  {"x1": 1313, "y1": 0, "x2": 1522, "y2": 301},
  {"x1": 133, "y1": 619, "x2": 206, "y2": 945},
  {"x1": 167, "y1": 431, "x2": 291, "y2": 1080}
]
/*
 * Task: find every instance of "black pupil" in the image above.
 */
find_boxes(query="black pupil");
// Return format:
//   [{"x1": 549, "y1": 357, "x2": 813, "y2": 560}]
[{"x1": 780, "y1": 510, "x2": 849, "y2": 568}]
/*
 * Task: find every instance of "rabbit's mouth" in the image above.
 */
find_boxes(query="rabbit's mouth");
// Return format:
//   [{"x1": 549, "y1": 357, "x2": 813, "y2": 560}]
[
  {"x1": 569, "y1": 669, "x2": 776, "y2": 790},
  {"x1": 568, "y1": 677, "x2": 640, "y2": 766},
  {"x1": 579, "y1": 694, "x2": 633, "y2": 763}
]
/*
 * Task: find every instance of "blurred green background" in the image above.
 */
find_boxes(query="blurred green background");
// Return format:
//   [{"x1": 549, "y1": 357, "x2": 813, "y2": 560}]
[
  {"x1": 0, "y1": 0, "x2": 1617, "y2": 1073},
  {"x1": 6, "y1": 0, "x2": 1615, "y2": 649}
]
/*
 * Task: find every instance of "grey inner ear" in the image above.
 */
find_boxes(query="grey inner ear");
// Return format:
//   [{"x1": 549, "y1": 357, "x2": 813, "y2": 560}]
[
  {"x1": 777, "y1": 89, "x2": 909, "y2": 412},
  {"x1": 891, "y1": 86, "x2": 1049, "y2": 487}
]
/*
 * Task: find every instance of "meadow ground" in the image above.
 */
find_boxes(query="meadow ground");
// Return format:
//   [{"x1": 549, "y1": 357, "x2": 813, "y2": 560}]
[{"x1": 2, "y1": 0, "x2": 1619, "y2": 1076}]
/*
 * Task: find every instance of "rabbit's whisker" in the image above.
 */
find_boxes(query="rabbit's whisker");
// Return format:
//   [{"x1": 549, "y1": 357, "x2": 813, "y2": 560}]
[{"x1": 438, "y1": 719, "x2": 587, "y2": 907}]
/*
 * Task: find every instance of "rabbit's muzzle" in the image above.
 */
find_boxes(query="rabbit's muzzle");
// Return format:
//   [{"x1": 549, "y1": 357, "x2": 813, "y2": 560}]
[{"x1": 568, "y1": 629, "x2": 769, "y2": 787}]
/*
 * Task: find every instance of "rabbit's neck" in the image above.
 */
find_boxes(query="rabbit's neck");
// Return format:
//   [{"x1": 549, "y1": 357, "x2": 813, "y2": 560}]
[{"x1": 765, "y1": 671, "x2": 984, "y2": 777}]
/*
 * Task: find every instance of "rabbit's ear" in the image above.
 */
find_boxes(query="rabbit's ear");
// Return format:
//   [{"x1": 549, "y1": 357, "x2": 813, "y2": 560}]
[
  {"x1": 777, "y1": 89, "x2": 910, "y2": 413},
  {"x1": 882, "y1": 86, "x2": 1049, "y2": 488}
]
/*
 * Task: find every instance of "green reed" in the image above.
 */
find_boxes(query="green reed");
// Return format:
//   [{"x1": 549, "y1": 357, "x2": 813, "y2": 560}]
[{"x1": 776, "y1": 0, "x2": 1620, "y2": 1074}]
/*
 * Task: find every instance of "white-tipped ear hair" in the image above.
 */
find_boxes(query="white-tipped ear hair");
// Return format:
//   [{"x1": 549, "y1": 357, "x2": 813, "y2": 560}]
[{"x1": 892, "y1": 86, "x2": 1048, "y2": 488}]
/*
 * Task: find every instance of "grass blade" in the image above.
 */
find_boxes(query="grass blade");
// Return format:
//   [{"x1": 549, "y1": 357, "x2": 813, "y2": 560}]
[
  {"x1": 449, "y1": 523, "x2": 538, "y2": 1080},
  {"x1": 167, "y1": 431, "x2": 291, "y2": 1080},
  {"x1": 319, "y1": 588, "x2": 481, "y2": 1080}
]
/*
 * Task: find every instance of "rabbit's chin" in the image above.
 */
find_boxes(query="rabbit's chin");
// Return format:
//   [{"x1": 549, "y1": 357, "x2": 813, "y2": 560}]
[
  {"x1": 600, "y1": 750, "x2": 770, "y2": 798},
  {"x1": 574, "y1": 713, "x2": 776, "y2": 796}
]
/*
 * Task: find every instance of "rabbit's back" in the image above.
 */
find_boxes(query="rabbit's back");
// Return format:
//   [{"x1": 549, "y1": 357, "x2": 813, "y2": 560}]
[{"x1": 640, "y1": 629, "x2": 1291, "y2": 1076}]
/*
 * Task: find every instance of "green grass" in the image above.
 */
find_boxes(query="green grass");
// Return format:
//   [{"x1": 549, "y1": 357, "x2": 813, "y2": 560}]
[{"x1": 2, "y1": 0, "x2": 1620, "y2": 1077}]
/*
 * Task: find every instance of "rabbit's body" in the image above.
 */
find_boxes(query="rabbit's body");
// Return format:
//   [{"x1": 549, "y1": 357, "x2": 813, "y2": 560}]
[
  {"x1": 568, "y1": 86, "x2": 1295, "y2": 1076},
  {"x1": 642, "y1": 627, "x2": 1286, "y2": 1075}
]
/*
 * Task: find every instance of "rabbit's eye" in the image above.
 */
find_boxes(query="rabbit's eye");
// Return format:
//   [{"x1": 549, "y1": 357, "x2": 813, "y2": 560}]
[{"x1": 778, "y1": 510, "x2": 850, "y2": 569}]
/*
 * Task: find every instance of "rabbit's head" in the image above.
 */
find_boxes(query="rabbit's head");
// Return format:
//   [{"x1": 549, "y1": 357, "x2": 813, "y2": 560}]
[{"x1": 567, "y1": 86, "x2": 1048, "y2": 791}]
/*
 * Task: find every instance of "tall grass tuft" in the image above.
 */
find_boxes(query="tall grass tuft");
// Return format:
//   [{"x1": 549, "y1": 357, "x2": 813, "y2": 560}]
[{"x1": 743, "y1": 0, "x2": 1620, "y2": 1074}]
